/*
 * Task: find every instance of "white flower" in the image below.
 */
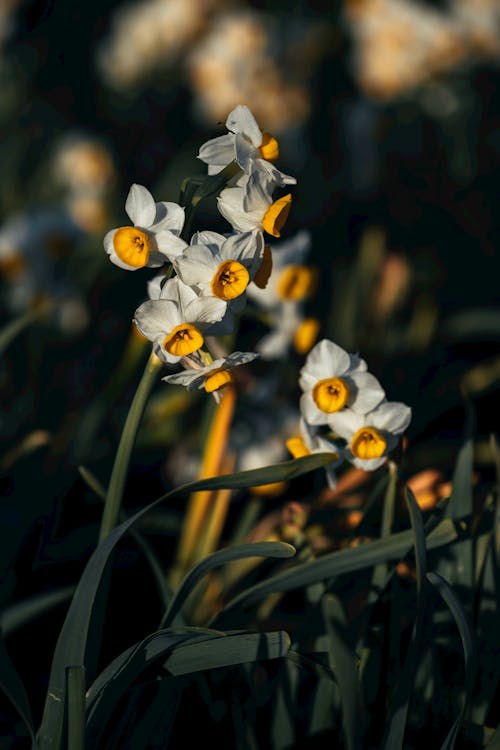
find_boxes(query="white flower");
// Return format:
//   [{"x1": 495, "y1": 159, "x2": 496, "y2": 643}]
[
  {"x1": 104, "y1": 184, "x2": 187, "y2": 271},
  {"x1": 247, "y1": 230, "x2": 314, "y2": 308},
  {"x1": 133, "y1": 277, "x2": 226, "y2": 363},
  {"x1": 329, "y1": 400, "x2": 412, "y2": 471},
  {"x1": 299, "y1": 339, "x2": 385, "y2": 426},
  {"x1": 286, "y1": 417, "x2": 342, "y2": 489},
  {"x1": 198, "y1": 104, "x2": 296, "y2": 185},
  {"x1": 173, "y1": 230, "x2": 264, "y2": 313},
  {"x1": 162, "y1": 351, "x2": 258, "y2": 392},
  {"x1": 218, "y1": 169, "x2": 293, "y2": 238}
]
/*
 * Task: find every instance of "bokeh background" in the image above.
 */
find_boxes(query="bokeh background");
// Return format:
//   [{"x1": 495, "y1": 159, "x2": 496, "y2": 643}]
[{"x1": 1, "y1": 0, "x2": 500, "y2": 743}]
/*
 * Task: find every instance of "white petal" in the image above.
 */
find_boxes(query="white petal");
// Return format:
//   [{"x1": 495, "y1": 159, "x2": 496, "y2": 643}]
[
  {"x1": 163, "y1": 369, "x2": 202, "y2": 388},
  {"x1": 251, "y1": 159, "x2": 297, "y2": 186},
  {"x1": 348, "y1": 371, "x2": 386, "y2": 414},
  {"x1": 198, "y1": 134, "x2": 236, "y2": 165},
  {"x1": 150, "y1": 202, "x2": 185, "y2": 233},
  {"x1": 191, "y1": 230, "x2": 225, "y2": 249},
  {"x1": 146, "y1": 250, "x2": 169, "y2": 268},
  {"x1": 174, "y1": 245, "x2": 218, "y2": 286},
  {"x1": 184, "y1": 295, "x2": 227, "y2": 325},
  {"x1": 221, "y1": 230, "x2": 263, "y2": 265},
  {"x1": 328, "y1": 410, "x2": 365, "y2": 440},
  {"x1": 226, "y1": 105, "x2": 262, "y2": 146},
  {"x1": 217, "y1": 191, "x2": 261, "y2": 232},
  {"x1": 147, "y1": 274, "x2": 165, "y2": 300},
  {"x1": 347, "y1": 453, "x2": 387, "y2": 471},
  {"x1": 155, "y1": 231, "x2": 188, "y2": 261},
  {"x1": 370, "y1": 401, "x2": 412, "y2": 435},
  {"x1": 125, "y1": 184, "x2": 156, "y2": 227},
  {"x1": 301, "y1": 339, "x2": 351, "y2": 384},
  {"x1": 234, "y1": 131, "x2": 259, "y2": 171},
  {"x1": 242, "y1": 171, "x2": 273, "y2": 214},
  {"x1": 133, "y1": 299, "x2": 179, "y2": 340},
  {"x1": 299, "y1": 392, "x2": 329, "y2": 426}
]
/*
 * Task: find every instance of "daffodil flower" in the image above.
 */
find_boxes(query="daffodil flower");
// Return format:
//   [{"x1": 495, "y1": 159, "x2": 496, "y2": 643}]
[
  {"x1": 329, "y1": 400, "x2": 412, "y2": 471},
  {"x1": 286, "y1": 417, "x2": 342, "y2": 489},
  {"x1": 247, "y1": 230, "x2": 315, "y2": 306},
  {"x1": 162, "y1": 351, "x2": 258, "y2": 392},
  {"x1": 218, "y1": 169, "x2": 293, "y2": 238},
  {"x1": 104, "y1": 184, "x2": 187, "y2": 270},
  {"x1": 198, "y1": 105, "x2": 295, "y2": 186},
  {"x1": 255, "y1": 301, "x2": 317, "y2": 360},
  {"x1": 173, "y1": 230, "x2": 264, "y2": 314},
  {"x1": 299, "y1": 339, "x2": 385, "y2": 426},
  {"x1": 133, "y1": 277, "x2": 227, "y2": 363}
]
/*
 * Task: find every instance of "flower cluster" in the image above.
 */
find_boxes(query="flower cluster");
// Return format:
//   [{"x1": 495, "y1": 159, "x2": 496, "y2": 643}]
[
  {"x1": 103, "y1": 103, "x2": 411, "y2": 479},
  {"x1": 104, "y1": 104, "x2": 303, "y2": 395},
  {"x1": 287, "y1": 338, "x2": 411, "y2": 484}
]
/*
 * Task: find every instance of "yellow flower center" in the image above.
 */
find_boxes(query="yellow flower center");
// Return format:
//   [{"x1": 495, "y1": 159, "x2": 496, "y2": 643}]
[
  {"x1": 286, "y1": 436, "x2": 310, "y2": 459},
  {"x1": 259, "y1": 132, "x2": 279, "y2": 161},
  {"x1": 294, "y1": 317, "x2": 320, "y2": 354},
  {"x1": 163, "y1": 323, "x2": 204, "y2": 357},
  {"x1": 113, "y1": 226, "x2": 151, "y2": 268},
  {"x1": 262, "y1": 193, "x2": 292, "y2": 237},
  {"x1": 204, "y1": 369, "x2": 234, "y2": 393},
  {"x1": 351, "y1": 427, "x2": 387, "y2": 460},
  {"x1": 253, "y1": 245, "x2": 273, "y2": 289},
  {"x1": 277, "y1": 265, "x2": 316, "y2": 301},
  {"x1": 313, "y1": 377, "x2": 350, "y2": 413},
  {"x1": 211, "y1": 260, "x2": 250, "y2": 300}
]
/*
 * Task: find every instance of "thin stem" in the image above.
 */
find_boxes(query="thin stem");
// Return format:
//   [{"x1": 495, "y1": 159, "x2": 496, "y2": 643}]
[{"x1": 99, "y1": 352, "x2": 162, "y2": 542}]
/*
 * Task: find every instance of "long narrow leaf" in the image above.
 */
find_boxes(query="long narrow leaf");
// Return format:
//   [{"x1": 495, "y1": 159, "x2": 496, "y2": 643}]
[
  {"x1": 211, "y1": 519, "x2": 457, "y2": 628},
  {"x1": 66, "y1": 666, "x2": 85, "y2": 750},
  {"x1": 382, "y1": 488, "x2": 428, "y2": 750},
  {"x1": 427, "y1": 572, "x2": 476, "y2": 750},
  {"x1": 38, "y1": 452, "x2": 334, "y2": 750},
  {"x1": 322, "y1": 594, "x2": 363, "y2": 750},
  {"x1": 0, "y1": 634, "x2": 37, "y2": 748},
  {"x1": 161, "y1": 541, "x2": 295, "y2": 627},
  {"x1": 0, "y1": 587, "x2": 74, "y2": 637}
]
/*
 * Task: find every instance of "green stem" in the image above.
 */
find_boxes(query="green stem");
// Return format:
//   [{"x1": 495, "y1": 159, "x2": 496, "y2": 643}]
[{"x1": 98, "y1": 353, "x2": 162, "y2": 541}]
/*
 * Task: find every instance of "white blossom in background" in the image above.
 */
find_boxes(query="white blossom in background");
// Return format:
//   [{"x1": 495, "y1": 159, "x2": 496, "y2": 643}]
[
  {"x1": 330, "y1": 399, "x2": 412, "y2": 471},
  {"x1": 299, "y1": 339, "x2": 386, "y2": 426},
  {"x1": 133, "y1": 277, "x2": 227, "y2": 363},
  {"x1": 104, "y1": 184, "x2": 187, "y2": 271}
]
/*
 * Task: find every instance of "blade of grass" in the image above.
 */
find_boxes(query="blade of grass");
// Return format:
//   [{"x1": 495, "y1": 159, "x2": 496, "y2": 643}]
[
  {"x1": 0, "y1": 587, "x2": 75, "y2": 637},
  {"x1": 427, "y1": 571, "x2": 475, "y2": 750}
]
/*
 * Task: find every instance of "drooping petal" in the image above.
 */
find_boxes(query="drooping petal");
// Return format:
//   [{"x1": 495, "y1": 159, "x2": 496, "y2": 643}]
[
  {"x1": 125, "y1": 184, "x2": 156, "y2": 227},
  {"x1": 234, "y1": 131, "x2": 259, "y2": 171},
  {"x1": 163, "y1": 368, "x2": 204, "y2": 387},
  {"x1": 226, "y1": 105, "x2": 262, "y2": 146},
  {"x1": 348, "y1": 371, "x2": 386, "y2": 414},
  {"x1": 217, "y1": 189, "x2": 261, "y2": 232}
]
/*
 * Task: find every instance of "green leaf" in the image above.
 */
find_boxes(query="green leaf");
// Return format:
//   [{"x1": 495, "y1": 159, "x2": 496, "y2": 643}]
[
  {"x1": 161, "y1": 541, "x2": 295, "y2": 627},
  {"x1": 164, "y1": 630, "x2": 290, "y2": 675},
  {"x1": 38, "y1": 453, "x2": 331, "y2": 750},
  {"x1": 211, "y1": 519, "x2": 458, "y2": 628},
  {"x1": 427, "y1": 572, "x2": 476, "y2": 750},
  {"x1": 382, "y1": 488, "x2": 428, "y2": 750},
  {"x1": 0, "y1": 586, "x2": 74, "y2": 637},
  {"x1": 322, "y1": 594, "x2": 363, "y2": 750},
  {"x1": 66, "y1": 666, "x2": 85, "y2": 750},
  {"x1": 0, "y1": 634, "x2": 36, "y2": 748}
]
